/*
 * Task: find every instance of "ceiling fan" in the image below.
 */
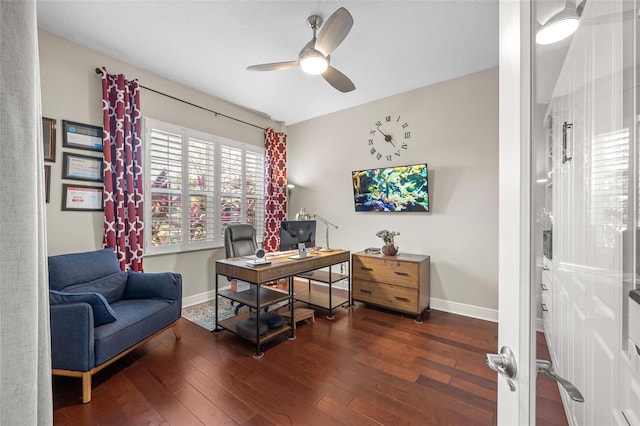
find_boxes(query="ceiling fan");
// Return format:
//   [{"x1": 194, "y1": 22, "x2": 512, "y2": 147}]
[{"x1": 247, "y1": 7, "x2": 355, "y2": 93}]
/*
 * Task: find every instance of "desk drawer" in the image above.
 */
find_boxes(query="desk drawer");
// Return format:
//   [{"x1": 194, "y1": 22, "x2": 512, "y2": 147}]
[
  {"x1": 352, "y1": 256, "x2": 419, "y2": 288},
  {"x1": 353, "y1": 278, "x2": 419, "y2": 313}
]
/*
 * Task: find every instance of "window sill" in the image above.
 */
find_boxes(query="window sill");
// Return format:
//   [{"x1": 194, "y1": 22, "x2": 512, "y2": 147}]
[{"x1": 144, "y1": 245, "x2": 224, "y2": 257}]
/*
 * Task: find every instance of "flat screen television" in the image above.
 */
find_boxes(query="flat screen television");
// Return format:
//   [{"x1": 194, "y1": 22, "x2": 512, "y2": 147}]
[
  {"x1": 280, "y1": 220, "x2": 317, "y2": 251},
  {"x1": 352, "y1": 163, "x2": 429, "y2": 212}
]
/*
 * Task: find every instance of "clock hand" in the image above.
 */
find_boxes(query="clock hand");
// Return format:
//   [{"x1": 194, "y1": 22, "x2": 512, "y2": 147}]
[
  {"x1": 388, "y1": 140, "x2": 396, "y2": 147},
  {"x1": 376, "y1": 127, "x2": 393, "y2": 142}
]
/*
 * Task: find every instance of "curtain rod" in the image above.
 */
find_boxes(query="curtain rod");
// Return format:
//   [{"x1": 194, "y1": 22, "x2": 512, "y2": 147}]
[{"x1": 95, "y1": 68, "x2": 267, "y2": 131}]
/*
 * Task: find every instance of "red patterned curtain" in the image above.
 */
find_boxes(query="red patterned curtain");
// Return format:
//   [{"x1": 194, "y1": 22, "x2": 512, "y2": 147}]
[
  {"x1": 100, "y1": 67, "x2": 144, "y2": 271},
  {"x1": 263, "y1": 128, "x2": 287, "y2": 252}
]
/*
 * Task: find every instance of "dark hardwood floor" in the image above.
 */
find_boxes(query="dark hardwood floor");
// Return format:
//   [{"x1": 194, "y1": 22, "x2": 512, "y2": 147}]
[{"x1": 53, "y1": 300, "x2": 567, "y2": 425}]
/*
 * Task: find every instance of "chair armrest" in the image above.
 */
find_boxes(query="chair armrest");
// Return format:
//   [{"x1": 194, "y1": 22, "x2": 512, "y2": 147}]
[
  {"x1": 50, "y1": 303, "x2": 95, "y2": 372},
  {"x1": 123, "y1": 271, "x2": 182, "y2": 301}
]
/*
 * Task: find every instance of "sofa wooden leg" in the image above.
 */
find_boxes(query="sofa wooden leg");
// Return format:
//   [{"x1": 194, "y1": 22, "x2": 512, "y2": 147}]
[
  {"x1": 82, "y1": 372, "x2": 92, "y2": 403},
  {"x1": 173, "y1": 321, "x2": 181, "y2": 340}
]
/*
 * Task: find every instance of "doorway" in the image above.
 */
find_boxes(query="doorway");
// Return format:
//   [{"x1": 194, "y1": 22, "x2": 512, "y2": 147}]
[{"x1": 529, "y1": 0, "x2": 639, "y2": 424}]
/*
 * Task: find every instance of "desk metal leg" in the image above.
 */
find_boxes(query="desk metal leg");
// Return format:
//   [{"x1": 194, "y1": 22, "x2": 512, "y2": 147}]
[
  {"x1": 253, "y1": 285, "x2": 264, "y2": 359},
  {"x1": 348, "y1": 259, "x2": 353, "y2": 308},
  {"x1": 213, "y1": 273, "x2": 222, "y2": 333},
  {"x1": 327, "y1": 265, "x2": 335, "y2": 320},
  {"x1": 288, "y1": 276, "x2": 296, "y2": 340}
]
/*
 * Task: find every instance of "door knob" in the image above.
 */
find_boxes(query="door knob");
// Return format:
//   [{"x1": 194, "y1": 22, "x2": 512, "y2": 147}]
[
  {"x1": 485, "y1": 346, "x2": 517, "y2": 391},
  {"x1": 536, "y1": 359, "x2": 584, "y2": 402}
]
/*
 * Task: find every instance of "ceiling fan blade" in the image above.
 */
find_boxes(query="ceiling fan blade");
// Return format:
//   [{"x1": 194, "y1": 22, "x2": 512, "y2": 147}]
[
  {"x1": 314, "y1": 7, "x2": 353, "y2": 57},
  {"x1": 322, "y1": 66, "x2": 355, "y2": 92},
  {"x1": 247, "y1": 61, "x2": 298, "y2": 71}
]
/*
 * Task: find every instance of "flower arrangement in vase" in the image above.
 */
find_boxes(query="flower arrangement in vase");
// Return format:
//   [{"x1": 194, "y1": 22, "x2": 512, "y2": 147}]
[{"x1": 376, "y1": 229, "x2": 399, "y2": 256}]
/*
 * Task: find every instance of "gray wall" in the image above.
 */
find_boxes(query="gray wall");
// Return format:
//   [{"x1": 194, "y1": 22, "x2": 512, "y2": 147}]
[{"x1": 287, "y1": 67, "x2": 499, "y2": 312}]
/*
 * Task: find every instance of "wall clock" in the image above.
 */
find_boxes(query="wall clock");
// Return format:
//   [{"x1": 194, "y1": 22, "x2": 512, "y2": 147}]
[{"x1": 368, "y1": 115, "x2": 411, "y2": 161}]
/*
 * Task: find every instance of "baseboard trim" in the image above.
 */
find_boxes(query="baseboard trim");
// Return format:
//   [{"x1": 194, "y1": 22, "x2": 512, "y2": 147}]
[
  {"x1": 430, "y1": 297, "x2": 498, "y2": 323},
  {"x1": 183, "y1": 292, "x2": 499, "y2": 322},
  {"x1": 182, "y1": 288, "x2": 228, "y2": 307}
]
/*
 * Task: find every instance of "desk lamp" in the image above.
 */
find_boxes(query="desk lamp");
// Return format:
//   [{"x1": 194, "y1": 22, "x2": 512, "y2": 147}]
[{"x1": 313, "y1": 214, "x2": 338, "y2": 251}]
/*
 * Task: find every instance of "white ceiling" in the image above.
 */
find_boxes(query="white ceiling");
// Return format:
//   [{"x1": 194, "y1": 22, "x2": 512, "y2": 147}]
[{"x1": 36, "y1": 0, "x2": 499, "y2": 125}]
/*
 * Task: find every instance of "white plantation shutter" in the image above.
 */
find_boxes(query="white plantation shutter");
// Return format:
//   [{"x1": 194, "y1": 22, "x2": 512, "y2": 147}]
[
  {"x1": 220, "y1": 145, "x2": 243, "y2": 239},
  {"x1": 220, "y1": 144, "x2": 266, "y2": 242},
  {"x1": 246, "y1": 149, "x2": 265, "y2": 241},
  {"x1": 144, "y1": 118, "x2": 265, "y2": 254},
  {"x1": 187, "y1": 135, "x2": 215, "y2": 245},
  {"x1": 148, "y1": 127, "x2": 183, "y2": 248}
]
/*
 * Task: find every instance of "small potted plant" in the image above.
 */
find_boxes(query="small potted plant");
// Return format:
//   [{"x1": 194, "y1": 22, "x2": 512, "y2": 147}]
[{"x1": 376, "y1": 229, "x2": 399, "y2": 256}]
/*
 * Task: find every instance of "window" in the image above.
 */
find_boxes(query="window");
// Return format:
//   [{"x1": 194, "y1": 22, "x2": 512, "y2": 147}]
[{"x1": 144, "y1": 118, "x2": 265, "y2": 254}]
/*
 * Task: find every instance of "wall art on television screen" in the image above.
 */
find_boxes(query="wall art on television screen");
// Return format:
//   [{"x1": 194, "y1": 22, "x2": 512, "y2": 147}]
[{"x1": 352, "y1": 163, "x2": 429, "y2": 212}]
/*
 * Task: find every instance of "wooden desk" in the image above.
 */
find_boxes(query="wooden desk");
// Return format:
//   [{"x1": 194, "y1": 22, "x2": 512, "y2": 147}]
[{"x1": 215, "y1": 249, "x2": 350, "y2": 357}]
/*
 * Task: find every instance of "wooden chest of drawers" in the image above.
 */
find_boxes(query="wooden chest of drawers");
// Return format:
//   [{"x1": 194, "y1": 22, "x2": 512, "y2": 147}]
[{"x1": 352, "y1": 251, "x2": 430, "y2": 322}]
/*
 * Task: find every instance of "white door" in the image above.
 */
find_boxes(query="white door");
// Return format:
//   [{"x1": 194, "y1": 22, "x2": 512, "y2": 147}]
[
  {"x1": 497, "y1": 0, "x2": 638, "y2": 424},
  {"x1": 495, "y1": 1, "x2": 535, "y2": 424}
]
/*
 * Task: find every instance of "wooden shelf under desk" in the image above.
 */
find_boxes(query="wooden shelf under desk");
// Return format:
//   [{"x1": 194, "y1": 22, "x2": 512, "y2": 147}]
[
  {"x1": 218, "y1": 287, "x2": 290, "y2": 310},
  {"x1": 294, "y1": 289, "x2": 349, "y2": 310},
  {"x1": 217, "y1": 311, "x2": 292, "y2": 344},
  {"x1": 292, "y1": 263, "x2": 351, "y2": 318},
  {"x1": 295, "y1": 270, "x2": 349, "y2": 284}
]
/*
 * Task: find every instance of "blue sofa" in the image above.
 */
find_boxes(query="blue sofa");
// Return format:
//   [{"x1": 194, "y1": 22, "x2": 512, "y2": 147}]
[{"x1": 48, "y1": 249, "x2": 182, "y2": 403}]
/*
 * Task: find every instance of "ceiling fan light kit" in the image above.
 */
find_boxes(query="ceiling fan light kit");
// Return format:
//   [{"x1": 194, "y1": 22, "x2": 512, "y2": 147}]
[
  {"x1": 299, "y1": 49, "x2": 328, "y2": 75},
  {"x1": 247, "y1": 7, "x2": 355, "y2": 92},
  {"x1": 536, "y1": 3, "x2": 580, "y2": 45}
]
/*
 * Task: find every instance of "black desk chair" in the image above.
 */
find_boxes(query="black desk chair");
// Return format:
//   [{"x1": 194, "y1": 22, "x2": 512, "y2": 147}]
[
  {"x1": 224, "y1": 223, "x2": 258, "y2": 259},
  {"x1": 224, "y1": 223, "x2": 258, "y2": 314}
]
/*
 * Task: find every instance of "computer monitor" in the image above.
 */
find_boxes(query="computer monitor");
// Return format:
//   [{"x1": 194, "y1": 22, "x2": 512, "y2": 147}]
[{"x1": 280, "y1": 220, "x2": 316, "y2": 251}]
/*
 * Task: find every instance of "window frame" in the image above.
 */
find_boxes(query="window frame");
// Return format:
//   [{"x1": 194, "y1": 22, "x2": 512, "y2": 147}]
[{"x1": 144, "y1": 118, "x2": 265, "y2": 255}]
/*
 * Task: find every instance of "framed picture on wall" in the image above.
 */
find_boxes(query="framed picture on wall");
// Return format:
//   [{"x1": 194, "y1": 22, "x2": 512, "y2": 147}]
[
  {"x1": 61, "y1": 184, "x2": 103, "y2": 211},
  {"x1": 44, "y1": 165, "x2": 51, "y2": 203},
  {"x1": 62, "y1": 120, "x2": 104, "y2": 152},
  {"x1": 62, "y1": 152, "x2": 103, "y2": 182},
  {"x1": 42, "y1": 117, "x2": 56, "y2": 162}
]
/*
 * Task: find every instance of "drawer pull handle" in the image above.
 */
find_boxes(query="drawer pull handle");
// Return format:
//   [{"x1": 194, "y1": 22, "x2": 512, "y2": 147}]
[
  {"x1": 541, "y1": 283, "x2": 548, "y2": 291},
  {"x1": 541, "y1": 303, "x2": 549, "y2": 312},
  {"x1": 359, "y1": 289, "x2": 372, "y2": 294},
  {"x1": 394, "y1": 272, "x2": 409, "y2": 276},
  {"x1": 543, "y1": 266, "x2": 549, "y2": 271},
  {"x1": 360, "y1": 267, "x2": 374, "y2": 271},
  {"x1": 395, "y1": 297, "x2": 410, "y2": 302}
]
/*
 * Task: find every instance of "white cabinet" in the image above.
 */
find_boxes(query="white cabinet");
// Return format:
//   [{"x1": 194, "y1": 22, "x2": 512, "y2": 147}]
[
  {"x1": 543, "y1": 0, "x2": 631, "y2": 424},
  {"x1": 541, "y1": 255, "x2": 553, "y2": 346}
]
